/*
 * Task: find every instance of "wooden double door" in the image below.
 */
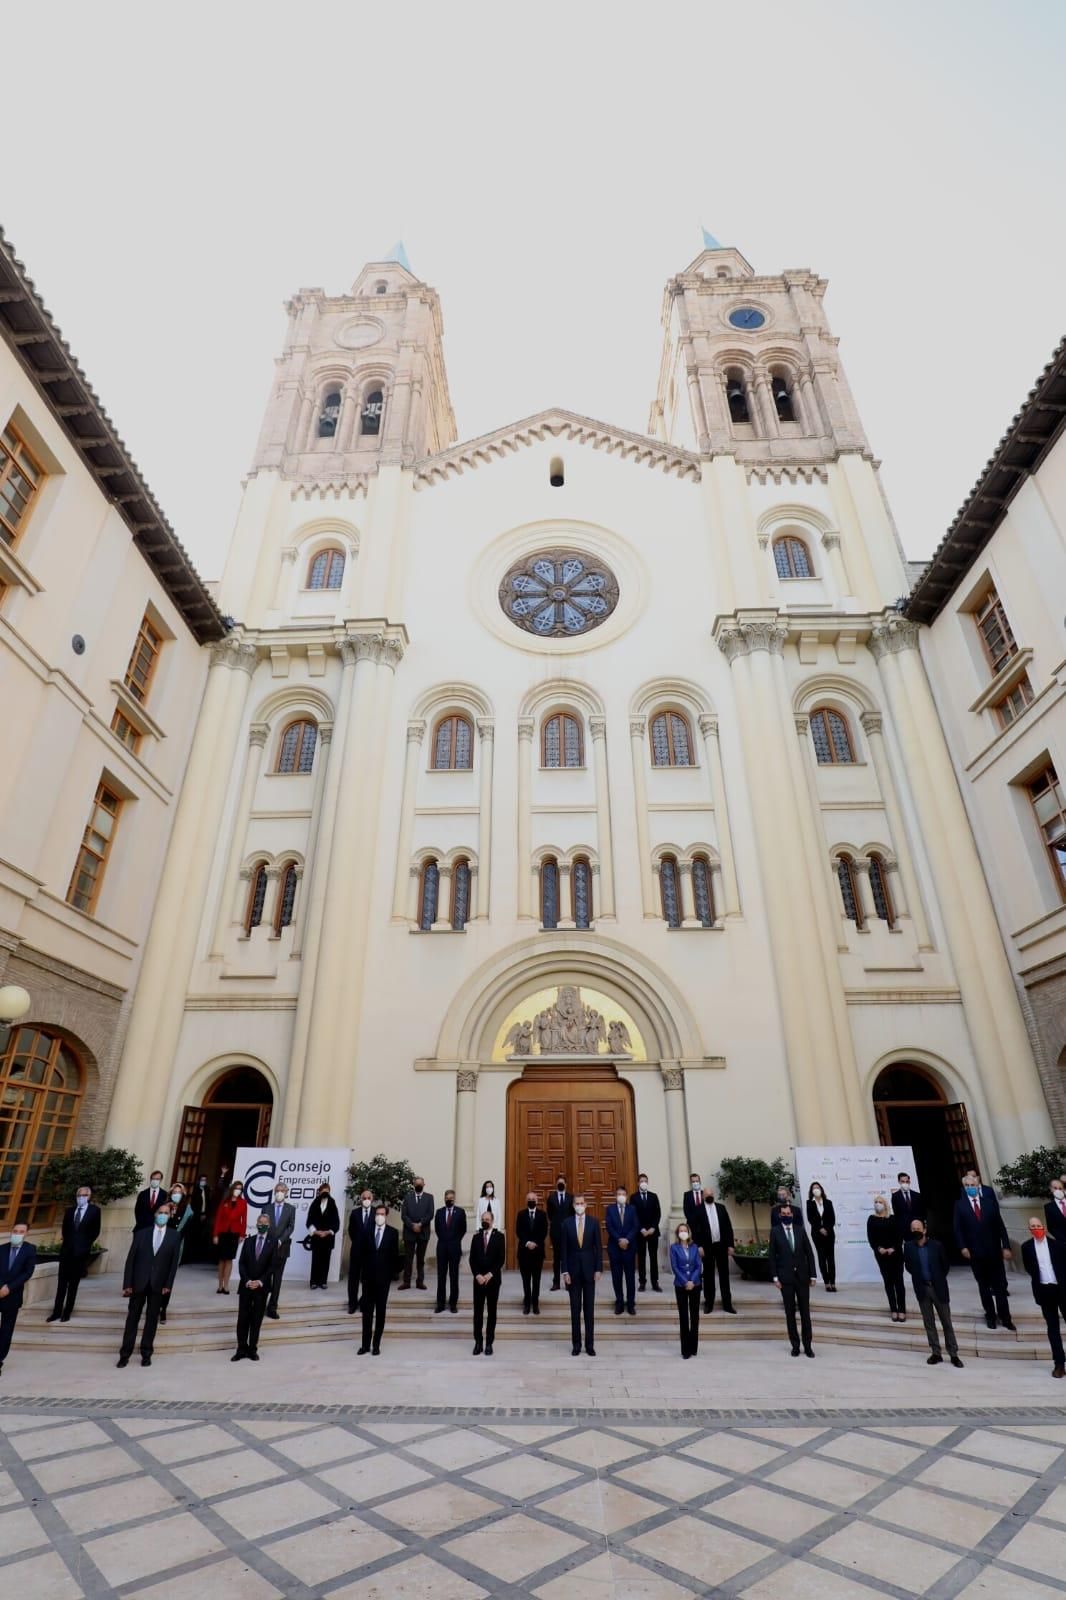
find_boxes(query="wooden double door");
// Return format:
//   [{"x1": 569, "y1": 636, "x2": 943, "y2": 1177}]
[{"x1": 506, "y1": 1069, "x2": 636, "y2": 1267}]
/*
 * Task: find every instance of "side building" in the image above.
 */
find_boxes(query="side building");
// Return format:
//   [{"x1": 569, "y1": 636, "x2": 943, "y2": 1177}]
[{"x1": 0, "y1": 228, "x2": 225, "y2": 1232}]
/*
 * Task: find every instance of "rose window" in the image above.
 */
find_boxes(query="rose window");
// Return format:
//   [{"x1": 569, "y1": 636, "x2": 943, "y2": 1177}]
[{"x1": 499, "y1": 549, "x2": 619, "y2": 638}]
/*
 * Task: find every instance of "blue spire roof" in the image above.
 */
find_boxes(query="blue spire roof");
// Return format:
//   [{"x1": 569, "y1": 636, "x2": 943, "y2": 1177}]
[
  {"x1": 384, "y1": 240, "x2": 411, "y2": 272},
  {"x1": 701, "y1": 226, "x2": 723, "y2": 251}
]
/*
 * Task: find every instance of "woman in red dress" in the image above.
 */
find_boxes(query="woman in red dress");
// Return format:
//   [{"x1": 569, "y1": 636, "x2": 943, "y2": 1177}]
[{"x1": 212, "y1": 1181, "x2": 248, "y2": 1294}]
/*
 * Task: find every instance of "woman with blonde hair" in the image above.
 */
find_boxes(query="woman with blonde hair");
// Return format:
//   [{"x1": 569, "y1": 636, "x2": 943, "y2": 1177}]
[{"x1": 867, "y1": 1194, "x2": 906, "y2": 1322}]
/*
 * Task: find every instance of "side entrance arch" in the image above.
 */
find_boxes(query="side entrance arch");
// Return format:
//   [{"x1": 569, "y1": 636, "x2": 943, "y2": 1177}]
[
  {"x1": 873, "y1": 1062, "x2": 976, "y2": 1245},
  {"x1": 172, "y1": 1066, "x2": 273, "y2": 1189}
]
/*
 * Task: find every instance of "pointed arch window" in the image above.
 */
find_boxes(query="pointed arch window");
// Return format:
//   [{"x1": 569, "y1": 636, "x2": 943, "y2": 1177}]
[
  {"x1": 572, "y1": 857, "x2": 592, "y2": 929},
  {"x1": 432, "y1": 715, "x2": 473, "y2": 771},
  {"x1": 276, "y1": 719, "x2": 317, "y2": 774},
  {"x1": 869, "y1": 854, "x2": 895, "y2": 926},
  {"x1": 810, "y1": 707, "x2": 855, "y2": 765},
  {"x1": 307, "y1": 547, "x2": 345, "y2": 590},
  {"x1": 543, "y1": 713, "x2": 583, "y2": 768},
  {"x1": 659, "y1": 855, "x2": 681, "y2": 928},
  {"x1": 245, "y1": 863, "x2": 268, "y2": 935},
  {"x1": 650, "y1": 711, "x2": 693, "y2": 767},
  {"x1": 452, "y1": 859, "x2": 472, "y2": 931},
  {"x1": 419, "y1": 860, "x2": 440, "y2": 931},
  {"x1": 274, "y1": 862, "x2": 298, "y2": 934},
  {"x1": 318, "y1": 389, "x2": 341, "y2": 439},
  {"x1": 360, "y1": 389, "x2": 384, "y2": 437},
  {"x1": 692, "y1": 855, "x2": 714, "y2": 928},
  {"x1": 540, "y1": 857, "x2": 560, "y2": 929},
  {"x1": 837, "y1": 855, "x2": 863, "y2": 928},
  {"x1": 773, "y1": 535, "x2": 812, "y2": 580}
]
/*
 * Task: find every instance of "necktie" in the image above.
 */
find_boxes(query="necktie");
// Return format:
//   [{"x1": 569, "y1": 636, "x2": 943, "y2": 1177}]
[
  {"x1": 1059, "y1": 1200, "x2": 1065, "y2": 1216},
  {"x1": 484, "y1": 1230, "x2": 490, "y2": 1247},
  {"x1": 578, "y1": 1218, "x2": 584, "y2": 1246},
  {"x1": 375, "y1": 1227, "x2": 383, "y2": 1248},
  {"x1": 76, "y1": 1207, "x2": 85, "y2": 1224},
  {"x1": 446, "y1": 1208, "x2": 452, "y2": 1226},
  {"x1": 974, "y1": 1199, "x2": 982, "y2": 1220},
  {"x1": 256, "y1": 1237, "x2": 263, "y2": 1260},
  {"x1": 275, "y1": 1205, "x2": 281, "y2": 1224},
  {"x1": 785, "y1": 1226, "x2": 794, "y2": 1251},
  {"x1": 903, "y1": 1192, "x2": 910, "y2": 1207},
  {"x1": 618, "y1": 1204, "x2": 624, "y2": 1224}
]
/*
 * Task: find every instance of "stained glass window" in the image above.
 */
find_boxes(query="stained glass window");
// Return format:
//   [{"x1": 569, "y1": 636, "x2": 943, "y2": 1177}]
[
  {"x1": 246, "y1": 864, "x2": 268, "y2": 933},
  {"x1": 810, "y1": 707, "x2": 854, "y2": 765},
  {"x1": 773, "y1": 536, "x2": 812, "y2": 579},
  {"x1": 277, "y1": 720, "x2": 317, "y2": 774},
  {"x1": 500, "y1": 549, "x2": 619, "y2": 638},
  {"x1": 275, "y1": 863, "x2": 298, "y2": 932},
  {"x1": 433, "y1": 715, "x2": 473, "y2": 770},
  {"x1": 419, "y1": 861, "x2": 439, "y2": 930},
  {"x1": 452, "y1": 859, "x2": 471, "y2": 930},
  {"x1": 837, "y1": 857, "x2": 863, "y2": 926},
  {"x1": 660, "y1": 856, "x2": 681, "y2": 928},
  {"x1": 541, "y1": 858, "x2": 560, "y2": 929},
  {"x1": 573, "y1": 858, "x2": 592, "y2": 928},
  {"x1": 308, "y1": 548, "x2": 345, "y2": 590},
  {"x1": 869, "y1": 855, "x2": 893, "y2": 925},
  {"x1": 692, "y1": 856, "x2": 714, "y2": 927},
  {"x1": 543, "y1": 713, "x2": 583, "y2": 768},
  {"x1": 650, "y1": 711, "x2": 693, "y2": 767}
]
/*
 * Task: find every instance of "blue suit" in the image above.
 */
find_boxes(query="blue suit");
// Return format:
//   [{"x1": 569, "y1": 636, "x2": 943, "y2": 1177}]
[
  {"x1": 670, "y1": 1242, "x2": 702, "y2": 1356},
  {"x1": 0, "y1": 1239, "x2": 37, "y2": 1368},
  {"x1": 606, "y1": 1201, "x2": 639, "y2": 1314}
]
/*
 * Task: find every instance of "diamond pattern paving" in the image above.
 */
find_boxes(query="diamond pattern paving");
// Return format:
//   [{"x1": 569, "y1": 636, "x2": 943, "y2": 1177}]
[{"x1": 1, "y1": 1401, "x2": 1066, "y2": 1598}]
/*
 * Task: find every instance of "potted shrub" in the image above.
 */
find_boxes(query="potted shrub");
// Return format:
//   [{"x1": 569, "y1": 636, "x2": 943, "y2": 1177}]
[
  {"x1": 718, "y1": 1155, "x2": 796, "y2": 1281},
  {"x1": 732, "y1": 1238, "x2": 773, "y2": 1282},
  {"x1": 347, "y1": 1154, "x2": 417, "y2": 1278},
  {"x1": 39, "y1": 1146, "x2": 143, "y2": 1270},
  {"x1": 995, "y1": 1146, "x2": 1066, "y2": 1248}
]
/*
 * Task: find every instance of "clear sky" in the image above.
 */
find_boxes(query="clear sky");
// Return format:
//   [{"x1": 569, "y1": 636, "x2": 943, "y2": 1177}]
[{"x1": 3, "y1": 1, "x2": 1064, "y2": 579}]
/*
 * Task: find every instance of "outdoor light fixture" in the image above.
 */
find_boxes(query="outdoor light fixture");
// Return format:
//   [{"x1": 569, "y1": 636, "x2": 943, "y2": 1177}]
[{"x1": 0, "y1": 984, "x2": 31, "y2": 1054}]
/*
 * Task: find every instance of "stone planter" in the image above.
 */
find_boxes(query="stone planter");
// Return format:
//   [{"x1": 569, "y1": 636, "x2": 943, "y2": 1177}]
[{"x1": 734, "y1": 1253, "x2": 773, "y2": 1282}]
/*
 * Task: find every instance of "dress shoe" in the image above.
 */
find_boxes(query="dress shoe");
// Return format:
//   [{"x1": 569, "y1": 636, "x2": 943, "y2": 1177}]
[
  {"x1": 532, "y1": 1305, "x2": 540, "y2": 1315},
  {"x1": 951, "y1": 1355, "x2": 965, "y2": 1368},
  {"x1": 450, "y1": 1306, "x2": 458, "y2": 1314},
  {"x1": 231, "y1": 1351, "x2": 245, "y2": 1362},
  {"x1": 985, "y1": 1314, "x2": 997, "y2": 1329},
  {"x1": 371, "y1": 1347, "x2": 381, "y2": 1356},
  {"x1": 804, "y1": 1347, "x2": 815, "y2": 1358},
  {"x1": 357, "y1": 1345, "x2": 370, "y2": 1354},
  {"x1": 927, "y1": 1353, "x2": 943, "y2": 1364},
  {"x1": 416, "y1": 1281, "x2": 427, "y2": 1290},
  {"x1": 46, "y1": 1312, "x2": 61, "y2": 1323},
  {"x1": 790, "y1": 1347, "x2": 801, "y2": 1357},
  {"x1": 141, "y1": 1356, "x2": 152, "y2": 1367},
  {"x1": 398, "y1": 1283, "x2": 410, "y2": 1291},
  {"x1": 348, "y1": 1305, "x2": 358, "y2": 1315},
  {"x1": 723, "y1": 1306, "x2": 737, "y2": 1314},
  {"x1": 1001, "y1": 1318, "x2": 1017, "y2": 1331},
  {"x1": 435, "y1": 1306, "x2": 446, "y2": 1314},
  {"x1": 485, "y1": 1343, "x2": 494, "y2": 1356},
  {"x1": 682, "y1": 1350, "x2": 691, "y2": 1359},
  {"x1": 586, "y1": 1347, "x2": 596, "y2": 1356},
  {"x1": 116, "y1": 1356, "x2": 129, "y2": 1368},
  {"x1": 266, "y1": 1310, "x2": 280, "y2": 1320},
  {"x1": 249, "y1": 1351, "x2": 259, "y2": 1361},
  {"x1": 1052, "y1": 1364, "x2": 1065, "y2": 1378},
  {"x1": 627, "y1": 1307, "x2": 637, "y2": 1316},
  {"x1": 523, "y1": 1305, "x2": 531, "y2": 1316},
  {"x1": 473, "y1": 1342, "x2": 483, "y2": 1355},
  {"x1": 572, "y1": 1346, "x2": 581, "y2": 1356},
  {"x1": 614, "y1": 1304, "x2": 624, "y2": 1315},
  {"x1": 653, "y1": 1284, "x2": 663, "y2": 1293},
  {"x1": 551, "y1": 1283, "x2": 560, "y2": 1291},
  {"x1": 638, "y1": 1282, "x2": 646, "y2": 1291}
]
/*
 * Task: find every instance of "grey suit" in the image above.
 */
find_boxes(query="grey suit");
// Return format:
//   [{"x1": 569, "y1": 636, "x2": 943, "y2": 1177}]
[
  {"x1": 401, "y1": 1188, "x2": 434, "y2": 1287},
  {"x1": 266, "y1": 1201, "x2": 296, "y2": 1314}
]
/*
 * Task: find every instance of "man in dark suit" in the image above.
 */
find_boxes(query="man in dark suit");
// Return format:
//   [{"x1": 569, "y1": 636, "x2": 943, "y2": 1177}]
[
  {"x1": 48, "y1": 1184, "x2": 101, "y2": 1322},
  {"x1": 359, "y1": 1205, "x2": 399, "y2": 1355},
  {"x1": 233, "y1": 1214, "x2": 277, "y2": 1361},
  {"x1": 631, "y1": 1174, "x2": 662, "y2": 1292},
  {"x1": 547, "y1": 1176, "x2": 573, "y2": 1290},
  {"x1": 434, "y1": 1189, "x2": 467, "y2": 1314},
  {"x1": 606, "y1": 1185, "x2": 639, "y2": 1316},
  {"x1": 0, "y1": 1223, "x2": 37, "y2": 1375},
  {"x1": 399, "y1": 1177, "x2": 434, "y2": 1290},
  {"x1": 1044, "y1": 1179, "x2": 1066, "y2": 1244},
  {"x1": 953, "y1": 1169, "x2": 1015, "y2": 1330},
  {"x1": 347, "y1": 1187, "x2": 377, "y2": 1315},
  {"x1": 265, "y1": 1179, "x2": 296, "y2": 1319},
  {"x1": 133, "y1": 1168, "x2": 166, "y2": 1232},
  {"x1": 118, "y1": 1201, "x2": 179, "y2": 1367},
  {"x1": 903, "y1": 1217, "x2": 963, "y2": 1367},
  {"x1": 891, "y1": 1171, "x2": 927, "y2": 1231},
  {"x1": 515, "y1": 1191, "x2": 548, "y2": 1315},
  {"x1": 693, "y1": 1184, "x2": 736, "y2": 1315},
  {"x1": 683, "y1": 1173, "x2": 708, "y2": 1233},
  {"x1": 469, "y1": 1210, "x2": 506, "y2": 1355},
  {"x1": 768, "y1": 1203, "x2": 817, "y2": 1357},
  {"x1": 1021, "y1": 1216, "x2": 1066, "y2": 1378},
  {"x1": 561, "y1": 1195, "x2": 602, "y2": 1355}
]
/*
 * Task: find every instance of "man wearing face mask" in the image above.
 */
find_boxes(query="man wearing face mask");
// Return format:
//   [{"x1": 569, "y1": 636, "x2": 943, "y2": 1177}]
[
  {"x1": 903, "y1": 1217, "x2": 963, "y2": 1367},
  {"x1": 561, "y1": 1194, "x2": 602, "y2": 1355},
  {"x1": 1044, "y1": 1179, "x2": 1066, "y2": 1245},
  {"x1": 891, "y1": 1172, "x2": 927, "y2": 1231},
  {"x1": 233, "y1": 1213, "x2": 278, "y2": 1361},
  {"x1": 470, "y1": 1210, "x2": 506, "y2": 1354},
  {"x1": 433, "y1": 1189, "x2": 467, "y2": 1315},
  {"x1": 696, "y1": 1183, "x2": 736, "y2": 1316},
  {"x1": 133, "y1": 1168, "x2": 166, "y2": 1233},
  {"x1": 399, "y1": 1176, "x2": 434, "y2": 1291},
  {"x1": 515, "y1": 1191, "x2": 548, "y2": 1315},
  {"x1": 189, "y1": 1175, "x2": 213, "y2": 1262},
  {"x1": 0, "y1": 1222, "x2": 37, "y2": 1376},
  {"x1": 547, "y1": 1177, "x2": 573, "y2": 1291},
  {"x1": 768, "y1": 1203, "x2": 817, "y2": 1358},
  {"x1": 359, "y1": 1205, "x2": 399, "y2": 1355},
  {"x1": 1021, "y1": 1216, "x2": 1066, "y2": 1378},
  {"x1": 606, "y1": 1185, "x2": 639, "y2": 1316},
  {"x1": 631, "y1": 1174, "x2": 662, "y2": 1293},
  {"x1": 265, "y1": 1181, "x2": 296, "y2": 1319},
  {"x1": 348, "y1": 1187, "x2": 378, "y2": 1316},
  {"x1": 118, "y1": 1201, "x2": 179, "y2": 1367},
  {"x1": 48, "y1": 1184, "x2": 101, "y2": 1322},
  {"x1": 953, "y1": 1169, "x2": 1015, "y2": 1331}
]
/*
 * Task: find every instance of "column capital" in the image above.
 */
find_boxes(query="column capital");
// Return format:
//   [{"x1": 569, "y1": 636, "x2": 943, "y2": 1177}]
[
  {"x1": 518, "y1": 717, "x2": 535, "y2": 743},
  {"x1": 698, "y1": 713, "x2": 718, "y2": 738},
  {"x1": 248, "y1": 722, "x2": 270, "y2": 749},
  {"x1": 716, "y1": 619, "x2": 787, "y2": 662},
  {"x1": 869, "y1": 617, "x2": 921, "y2": 659},
  {"x1": 407, "y1": 719, "x2": 427, "y2": 744},
  {"x1": 629, "y1": 716, "x2": 647, "y2": 738},
  {"x1": 210, "y1": 636, "x2": 258, "y2": 674},
  {"x1": 660, "y1": 1065, "x2": 684, "y2": 1091},
  {"x1": 794, "y1": 712, "x2": 810, "y2": 736},
  {"x1": 589, "y1": 716, "x2": 607, "y2": 741},
  {"x1": 476, "y1": 718, "x2": 495, "y2": 742},
  {"x1": 318, "y1": 721, "x2": 334, "y2": 746},
  {"x1": 341, "y1": 628, "x2": 407, "y2": 669},
  {"x1": 851, "y1": 857, "x2": 872, "y2": 877},
  {"x1": 860, "y1": 710, "x2": 883, "y2": 735},
  {"x1": 456, "y1": 1069, "x2": 479, "y2": 1093},
  {"x1": 821, "y1": 532, "x2": 842, "y2": 551},
  {"x1": 280, "y1": 546, "x2": 298, "y2": 565}
]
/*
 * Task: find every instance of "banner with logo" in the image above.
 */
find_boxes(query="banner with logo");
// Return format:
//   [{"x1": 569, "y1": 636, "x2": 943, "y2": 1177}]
[
  {"x1": 233, "y1": 1147, "x2": 351, "y2": 1283},
  {"x1": 794, "y1": 1145, "x2": 916, "y2": 1285}
]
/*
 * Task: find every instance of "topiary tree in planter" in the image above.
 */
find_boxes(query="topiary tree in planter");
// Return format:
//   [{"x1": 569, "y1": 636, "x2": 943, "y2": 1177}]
[
  {"x1": 40, "y1": 1146, "x2": 143, "y2": 1208},
  {"x1": 718, "y1": 1156, "x2": 796, "y2": 1243},
  {"x1": 995, "y1": 1146, "x2": 1066, "y2": 1198},
  {"x1": 346, "y1": 1154, "x2": 417, "y2": 1212}
]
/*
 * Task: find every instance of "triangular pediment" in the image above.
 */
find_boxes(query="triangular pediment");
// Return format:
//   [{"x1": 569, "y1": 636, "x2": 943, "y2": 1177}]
[{"x1": 414, "y1": 408, "x2": 701, "y2": 489}]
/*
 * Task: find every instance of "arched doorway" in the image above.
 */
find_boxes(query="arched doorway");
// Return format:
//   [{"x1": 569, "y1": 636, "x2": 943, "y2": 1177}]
[
  {"x1": 506, "y1": 1067, "x2": 636, "y2": 1268},
  {"x1": 172, "y1": 1067, "x2": 273, "y2": 1190},
  {"x1": 873, "y1": 1063, "x2": 976, "y2": 1244},
  {"x1": 0, "y1": 1026, "x2": 85, "y2": 1226}
]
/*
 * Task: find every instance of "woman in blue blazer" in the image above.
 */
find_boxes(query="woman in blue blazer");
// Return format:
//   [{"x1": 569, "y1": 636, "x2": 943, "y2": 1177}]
[{"x1": 670, "y1": 1223, "x2": 703, "y2": 1358}]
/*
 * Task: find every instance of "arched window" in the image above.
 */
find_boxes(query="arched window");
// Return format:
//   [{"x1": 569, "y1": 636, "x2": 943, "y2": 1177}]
[
  {"x1": 307, "y1": 547, "x2": 345, "y2": 590},
  {"x1": 318, "y1": 389, "x2": 341, "y2": 439},
  {"x1": 869, "y1": 854, "x2": 894, "y2": 926},
  {"x1": 452, "y1": 859, "x2": 472, "y2": 931},
  {"x1": 549, "y1": 456, "x2": 564, "y2": 487},
  {"x1": 692, "y1": 855, "x2": 714, "y2": 928},
  {"x1": 360, "y1": 389, "x2": 384, "y2": 437},
  {"x1": 0, "y1": 1027, "x2": 84, "y2": 1225},
  {"x1": 541, "y1": 857, "x2": 560, "y2": 929},
  {"x1": 245, "y1": 863, "x2": 268, "y2": 935},
  {"x1": 543, "y1": 713, "x2": 583, "y2": 768},
  {"x1": 726, "y1": 371, "x2": 751, "y2": 426},
  {"x1": 773, "y1": 536, "x2": 812, "y2": 580},
  {"x1": 419, "y1": 860, "x2": 440, "y2": 931},
  {"x1": 276, "y1": 719, "x2": 317, "y2": 774},
  {"x1": 837, "y1": 856, "x2": 863, "y2": 928},
  {"x1": 274, "y1": 862, "x2": 298, "y2": 934},
  {"x1": 432, "y1": 715, "x2": 473, "y2": 771},
  {"x1": 810, "y1": 707, "x2": 855, "y2": 765},
  {"x1": 650, "y1": 711, "x2": 693, "y2": 767},
  {"x1": 660, "y1": 855, "x2": 681, "y2": 928},
  {"x1": 572, "y1": 856, "x2": 593, "y2": 929},
  {"x1": 771, "y1": 373, "x2": 796, "y2": 423},
  {"x1": 375, "y1": 281, "x2": 388, "y2": 295}
]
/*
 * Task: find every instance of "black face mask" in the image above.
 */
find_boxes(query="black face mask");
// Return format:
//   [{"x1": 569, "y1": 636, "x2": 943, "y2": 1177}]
[{"x1": 557, "y1": 1184, "x2": 565, "y2": 1191}]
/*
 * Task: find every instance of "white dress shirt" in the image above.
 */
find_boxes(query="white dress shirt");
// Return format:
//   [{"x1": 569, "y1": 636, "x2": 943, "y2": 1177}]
[
  {"x1": 1033, "y1": 1235, "x2": 1058, "y2": 1285},
  {"x1": 704, "y1": 1201, "x2": 720, "y2": 1243},
  {"x1": 151, "y1": 1228, "x2": 164, "y2": 1255}
]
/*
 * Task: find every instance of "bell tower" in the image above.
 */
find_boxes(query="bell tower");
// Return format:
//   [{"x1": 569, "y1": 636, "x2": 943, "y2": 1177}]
[
  {"x1": 649, "y1": 235, "x2": 870, "y2": 465},
  {"x1": 251, "y1": 243, "x2": 457, "y2": 479}
]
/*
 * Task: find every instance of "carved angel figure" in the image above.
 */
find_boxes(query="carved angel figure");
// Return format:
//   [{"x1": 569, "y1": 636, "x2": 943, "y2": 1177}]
[
  {"x1": 504, "y1": 1019, "x2": 533, "y2": 1056},
  {"x1": 608, "y1": 1019, "x2": 632, "y2": 1054},
  {"x1": 583, "y1": 1008, "x2": 606, "y2": 1052},
  {"x1": 535, "y1": 1009, "x2": 555, "y2": 1052}
]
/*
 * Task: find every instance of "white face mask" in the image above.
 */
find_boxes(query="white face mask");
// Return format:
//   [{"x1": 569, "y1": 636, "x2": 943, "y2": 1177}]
[
  {"x1": 616, "y1": 1196, "x2": 626, "y2": 1207},
  {"x1": 875, "y1": 1203, "x2": 886, "y2": 1214},
  {"x1": 171, "y1": 1192, "x2": 182, "y2": 1203},
  {"x1": 11, "y1": 1234, "x2": 25, "y2": 1247},
  {"x1": 1053, "y1": 1189, "x2": 1064, "y2": 1199},
  {"x1": 639, "y1": 1184, "x2": 648, "y2": 1193},
  {"x1": 275, "y1": 1191, "x2": 287, "y2": 1201},
  {"x1": 679, "y1": 1231, "x2": 690, "y2": 1242},
  {"x1": 484, "y1": 1188, "x2": 493, "y2": 1197},
  {"x1": 899, "y1": 1182, "x2": 910, "y2": 1190},
  {"x1": 77, "y1": 1195, "x2": 90, "y2": 1205},
  {"x1": 574, "y1": 1205, "x2": 586, "y2": 1215}
]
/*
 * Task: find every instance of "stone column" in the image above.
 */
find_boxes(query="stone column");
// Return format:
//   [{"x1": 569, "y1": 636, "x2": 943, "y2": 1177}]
[
  {"x1": 407, "y1": 863, "x2": 422, "y2": 924},
  {"x1": 851, "y1": 859, "x2": 877, "y2": 929},
  {"x1": 207, "y1": 722, "x2": 269, "y2": 958},
  {"x1": 754, "y1": 373, "x2": 780, "y2": 438},
  {"x1": 678, "y1": 862, "x2": 699, "y2": 928},
  {"x1": 432, "y1": 865, "x2": 453, "y2": 932},
  {"x1": 589, "y1": 717, "x2": 616, "y2": 919},
  {"x1": 295, "y1": 390, "x2": 315, "y2": 451},
  {"x1": 454, "y1": 1069, "x2": 478, "y2": 1216},
  {"x1": 821, "y1": 532, "x2": 852, "y2": 596},
  {"x1": 392, "y1": 721, "x2": 426, "y2": 921},
  {"x1": 476, "y1": 719, "x2": 494, "y2": 920},
  {"x1": 273, "y1": 546, "x2": 298, "y2": 609},
  {"x1": 661, "y1": 1065, "x2": 690, "y2": 1215},
  {"x1": 699, "y1": 714, "x2": 740, "y2": 916},
  {"x1": 289, "y1": 724, "x2": 332, "y2": 959},
  {"x1": 106, "y1": 636, "x2": 258, "y2": 1159},
  {"x1": 710, "y1": 864, "x2": 726, "y2": 927},
  {"x1": 338, "y1": 384, "x2": 359, "y2": 450},
  {"x1": 799, "y1": 372, "x2": 825, "y2": 436},
  {"x1": 860, "y1": 710, "x2": 933, "y2": 951},
  {"x1": 517, "y1": 718, "x2": 535, "y2": 919},
  {"x1": 629, "y1": 716, "x2": 656, "y2": 917},
  {"x1": 557, "y1": 862, "x2": 574, "y2": 930}
]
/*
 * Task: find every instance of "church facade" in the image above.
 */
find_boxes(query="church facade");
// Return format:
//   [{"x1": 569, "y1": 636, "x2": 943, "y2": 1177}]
[{"x1": 103, "y1": 240, "x2": 1054, "y2": 1248}]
